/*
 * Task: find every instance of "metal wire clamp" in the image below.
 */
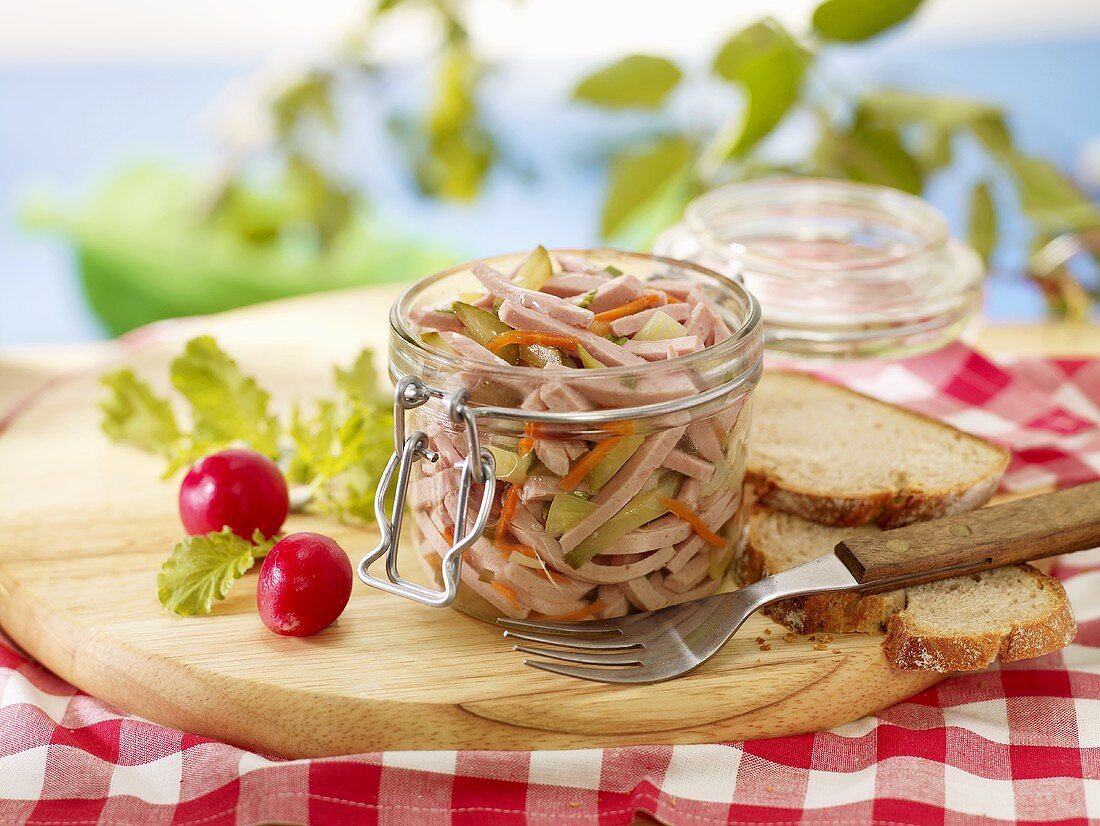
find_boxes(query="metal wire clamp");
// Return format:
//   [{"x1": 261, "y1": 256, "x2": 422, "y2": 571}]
[
  {"x1": 358, "y1": 362, "x2": 760, "y2": 607},
  {"x1": 356, "y1": 376, "x2": 496, "y2": 607}
]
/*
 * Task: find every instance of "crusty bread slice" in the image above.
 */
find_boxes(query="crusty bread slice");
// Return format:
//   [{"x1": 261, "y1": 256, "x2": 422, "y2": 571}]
[
  {"x1": 883, "y1": 566, "x2": 1077, "y2": 671},
  {"x1": 748, "y1": 371, "x2": 1011, "y2": 528},
  {"x1": 738, "y1": 506, "x2": 1076, "y2": 671},
  {"x1": 737, "y1": 508, "x2": 904, "y2": 634}
]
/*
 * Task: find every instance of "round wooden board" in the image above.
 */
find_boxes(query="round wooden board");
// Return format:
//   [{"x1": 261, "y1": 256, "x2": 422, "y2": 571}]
[{"x1": 0, "y1": 287, "x2": 944, "y2": 757}]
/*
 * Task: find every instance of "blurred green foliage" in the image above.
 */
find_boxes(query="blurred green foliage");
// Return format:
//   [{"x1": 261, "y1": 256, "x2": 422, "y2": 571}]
[
  {"x1": 32, "y1": 0, "x2": 1100, "y2": 329},
  {"x1": 27, "y1": 166, "x2": 454, "y2": 335},
  {"x1": 574, "y1": 55, "x2": 683, "y2": 109},
  {"x1": 570, "y1": 0, "x2": 1100, "y2": 318}
]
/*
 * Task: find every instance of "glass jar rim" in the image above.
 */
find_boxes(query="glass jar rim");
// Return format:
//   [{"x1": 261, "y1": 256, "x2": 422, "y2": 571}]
[
  {"x1": 684, "y1": 178, "x2": 953, "y2": 278},
  {"x1": 389, "y1": 247, "x2": 763, "y2": 413}
]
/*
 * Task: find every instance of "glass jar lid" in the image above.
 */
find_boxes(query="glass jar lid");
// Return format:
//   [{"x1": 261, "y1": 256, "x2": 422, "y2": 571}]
[{"x1": 654, "y1": 178, "x2": 984, "y2": 359}]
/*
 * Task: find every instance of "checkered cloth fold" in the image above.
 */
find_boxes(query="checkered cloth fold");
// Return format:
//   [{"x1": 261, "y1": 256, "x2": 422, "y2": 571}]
[{"x1": 1, "y1": 343, "x2": 1098, "y2": 825}]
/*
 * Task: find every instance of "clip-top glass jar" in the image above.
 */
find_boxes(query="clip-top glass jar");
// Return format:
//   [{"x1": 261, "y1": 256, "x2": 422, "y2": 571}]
[
  {"x1": 359, "y1": 249, "x2": 763, "y2": 622},
  {"x1": 655, "y1": 178, "x2": 984, "y2": 359}
]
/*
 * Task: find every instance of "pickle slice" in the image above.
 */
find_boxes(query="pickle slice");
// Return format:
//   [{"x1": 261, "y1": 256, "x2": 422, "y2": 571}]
[
  {"x1": 575, "y1": 343, "x2": 606, "y2": 369},
  {"x1": 420, "y1": 331, "x2": 456, "y2": 353},
  {"x1": 489, "y1": 446, "x2": 532, "y2": 484},
  {"x1": 633, "y1": 311, "x2": 687, "y2": 341},
  {"x1": 545, "y1": 493, "x2": 599, "y2": 537},
  {"x1": 513, "y1": 245, "x2": 554, "y2": 290},
  {"x1": 564, "y1": 473, "x2": 681, "y2": 568},
  {"x1": 452, "y1": 301, "x2": 520, "y2": 364},
  {"x1": 586, "y1": 434, "x2": 645, "y2": 492}
]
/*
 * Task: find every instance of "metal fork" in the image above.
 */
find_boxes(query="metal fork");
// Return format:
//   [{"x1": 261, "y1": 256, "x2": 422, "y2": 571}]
[
  {"x1": 499, "y1": 555, "x2": 856, "y2": 683},
  {"x1": 499, "y1": 481, "x2": 1100, "y2": 683}
]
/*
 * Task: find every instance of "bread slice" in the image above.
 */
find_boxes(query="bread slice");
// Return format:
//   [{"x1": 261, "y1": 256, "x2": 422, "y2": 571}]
[
  {"x1": 883, "y1": 566, "x2": 1077, "y2": 671},
  {"x1": 739, "y1": 506, "x2": 1076, "y2": 671},
  {"x1": 747, "y1": 371, "x2": 1011, "y2": 528},
  {"x1": 737, "y1": 508, "x2": 905, "y2": 634}
]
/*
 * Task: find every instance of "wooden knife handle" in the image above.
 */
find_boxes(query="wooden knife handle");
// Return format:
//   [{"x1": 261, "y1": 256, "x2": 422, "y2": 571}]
[{"x1": 834, "y1": 481, "x2": 1100, "y2": 589}]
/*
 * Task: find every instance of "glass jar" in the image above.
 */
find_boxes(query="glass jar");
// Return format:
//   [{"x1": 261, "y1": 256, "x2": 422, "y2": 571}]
[
  {"x1": 654, "y1": 178, "x2": 984, "y2": 359},
  {"x1": 361, "y1": 249, "x2": 763, "y2": 623}
]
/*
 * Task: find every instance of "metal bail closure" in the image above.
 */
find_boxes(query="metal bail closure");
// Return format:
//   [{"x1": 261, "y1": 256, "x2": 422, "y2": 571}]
[{"x1": 357, "y1": 376, "x2": 496, "y2": 607}]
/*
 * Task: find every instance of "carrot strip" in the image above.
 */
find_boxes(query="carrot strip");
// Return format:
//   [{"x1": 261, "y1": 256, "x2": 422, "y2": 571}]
[
  {"x1": 659, "y1": 497, "x2": 726, "y2": 546},
  {"x1": 537, "y1": 601, "x2": 605, "y2": 622},
  {"x1": 498, "y1": 541, "x2": 538, "y2": 557},
  {"x1": 487, "y1": 330, "x2": 578, "y2": 354},
  {"x1": 558, "y1": 436, "x2": 623, "y2": 492},
  {"x1": 518, "y1": 422, "x2": 541, "y2": 457},
  {"x1": 601, "y1": 419, "x2": 636, "y2": 436},
  {"x1": 592, "y1": 294, "x2": 662, "y2": 323},
  {"x1": 443, "y1": 526, "x2": 474, "y2": 563},
  {"x1": 491, "y1": 580, "x2": 520, "y2": 606},
  {"x1": 496, "y1": 486, "x2": 521, "y2": 546}
]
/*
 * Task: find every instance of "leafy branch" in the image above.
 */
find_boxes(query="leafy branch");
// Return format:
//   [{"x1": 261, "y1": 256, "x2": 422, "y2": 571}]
[
  {"x1": 207, "y1": 0, "x2": 491, "y2": 252},
  {"x1": 571, "y1": 0, "x2": 1100, "y2": 318}
]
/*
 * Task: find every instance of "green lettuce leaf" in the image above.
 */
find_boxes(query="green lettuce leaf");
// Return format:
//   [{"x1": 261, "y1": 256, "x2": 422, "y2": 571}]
[
  {"x1": 334, "y1": 349, "x2": 388, "y2": 407},
  {"x1": 158, "y1": 528, "x2": 275, "y2": 616},
  {"x1": 101, "y1": 340, "x2": 392, "y2": 525},
  {"x1": 170, "y1": 336, "x2": 280, "y2": 457},
  {"x1": 287, "y1": 394, "x2": 393, "y2": 521},
  {"x1": 99, "y1": 369, "x2": 181, "y2": 456}
]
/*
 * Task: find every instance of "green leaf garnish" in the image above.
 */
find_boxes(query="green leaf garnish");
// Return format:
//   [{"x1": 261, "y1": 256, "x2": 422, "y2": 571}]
[
  {"x1": 574, "y1": 55, "x2": 682, "y2": 109},
  {"x1": 170, "y1": 336, "x2": 280, "y2": 458},
  {"x1": 99, "y1": 369, "x2": 181, "y2": 457},
  {"x1": 100, "y1": 337, "x2": 393, "y2": 525},
  {"x1": 334, "y1": 349, "x2": 388, "y2": 407},
  {"x1": 285, "y1": 394, "x2": 394, "y2": 522},
  {"x1": 158, "y1": 528, "x2": 275, "y2": 616}
]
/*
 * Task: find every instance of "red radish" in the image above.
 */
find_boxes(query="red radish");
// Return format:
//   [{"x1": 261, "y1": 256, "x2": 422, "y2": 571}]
[
  {"x1": 257, "y1": 532, "x2": 353, "y2": 637},
  {"x1": 179, "y1": 449, "x2": 288, "y2": 540}
]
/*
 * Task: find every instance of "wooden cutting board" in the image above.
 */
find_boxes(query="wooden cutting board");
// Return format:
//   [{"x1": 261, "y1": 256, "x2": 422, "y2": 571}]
[{"x1": 0, "y1": 287, "x2": 953, "y2": 758}]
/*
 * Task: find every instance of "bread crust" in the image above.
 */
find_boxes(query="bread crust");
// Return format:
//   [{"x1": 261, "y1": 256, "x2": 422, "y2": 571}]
[
  {"x1": 738, "y1": 511, "x2": 1077, "y2": 672},
  {"x1": 882, "y1": 567, "x2": 1077, "y2": 672},
  {"x1": 746, "y1": 465, "x2": 1004, "y2": 529},
  {"x1": 735, "y1": 532, "x2": 900, "y2": 634},
  {"x1": 747, "y1": 371, "x2": 1011, "y2": 528}
]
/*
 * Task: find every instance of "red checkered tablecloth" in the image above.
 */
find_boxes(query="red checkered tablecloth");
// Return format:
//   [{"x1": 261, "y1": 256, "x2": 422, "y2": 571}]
[{"x1": 1, "y1": 343, "x2": 1098, "y2": 825}]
